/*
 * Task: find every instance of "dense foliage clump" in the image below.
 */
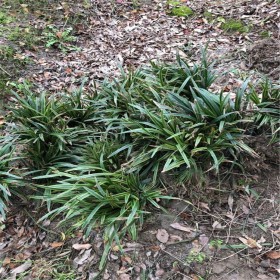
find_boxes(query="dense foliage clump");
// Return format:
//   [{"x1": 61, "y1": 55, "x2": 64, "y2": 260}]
[{"x1": 1, "y1": 52, "x2": 279, "y2": 270}]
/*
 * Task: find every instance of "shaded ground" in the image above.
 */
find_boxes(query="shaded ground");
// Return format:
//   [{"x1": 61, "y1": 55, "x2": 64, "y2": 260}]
[{"x1": 0, "y1": 0, "x2": 279, "y2": 279}]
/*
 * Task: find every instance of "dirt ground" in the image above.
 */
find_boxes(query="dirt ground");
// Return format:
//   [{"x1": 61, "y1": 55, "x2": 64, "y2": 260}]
[{"x1": 0, "y1": 0, "x2": 279, "y2": 279}]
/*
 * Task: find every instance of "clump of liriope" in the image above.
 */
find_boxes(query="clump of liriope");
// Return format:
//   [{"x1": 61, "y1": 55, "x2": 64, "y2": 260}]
[
  {"x1": 248, "y1": 78, "x2": 280, "y2": 143},
  {"x1": 122, "y1": 85, "x2": 257, "y2": 184},
  {"x1": 9, "y1": 83, "x2": 101, "y2": 173},
  {"x1": 149, "y1": 51, "x2": 216, "y2": 101},
  {"x1": 34, "y1": 146, "x2": 165, "y2": 271},
  {"x1": 8, "y1": 49, "x2": 280, "y2": 275},
  {"x1": 0, "y1": 141, "x2": 14, "y2": 220}
]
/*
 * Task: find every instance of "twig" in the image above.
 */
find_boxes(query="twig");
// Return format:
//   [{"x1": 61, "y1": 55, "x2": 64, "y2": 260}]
[
  {"x1": 217, "y1": 247, "x2": 247, "y2": 262},
  {"x1": 226, "y1": 208, "x2": 238, "y2": 243},
  {"x1": 0, "y1": 64, "x2": 11, "y2": 76},
  {"x1": 166, "y1": 234, "x2": 201, "y2": 246}
]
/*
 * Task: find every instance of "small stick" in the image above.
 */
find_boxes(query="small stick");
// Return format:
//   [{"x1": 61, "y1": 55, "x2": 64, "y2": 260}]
[
  {"x1": 166, "y1": 234, "x2": 201, "y2": 246},
  {"x1": 0, "y1": 64, "x2": 11, "y2": 76},
  {"x1": 216, "y1": 247, "x2": 247, "y2": 262}
]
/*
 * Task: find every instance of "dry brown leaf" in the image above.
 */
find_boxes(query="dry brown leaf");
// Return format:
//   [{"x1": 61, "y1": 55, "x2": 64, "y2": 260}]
[
  {"x1": 56, "y1": 32, "x2": 63, "y2": 39},
  {"x1": 247, "y1": 237, "x2": 261, "y2": 249},
  {"x1": 179, "y1": 212, "x2": 191, "y2": 220},
  {"x1": 170, "y1": 222, "x2": 193, "y2": 232},
  {"x1": 199, "y1": 202, "x2": 210, "y2": 211},
  {"x1": 169, "y1": 234, "x2": 183, "y2": 243},
  {"x1": 3, "y1": 257, "x2": 10, "y2": 266},
  {"x1": 72, "y1": 243, "x2": 92, "y2": 250},
  {"x1": 266, "y1": 251, "x2": 280, "y2": 259},
  {"x1": 212, "y1": 221, "x2": 225, "y2": 229},
  {"x1": 112, "y1": 245, "x2": 121, "y2": 252},
  {"x1": 156, "y1": 229, "x2": 169, "y2": 243},
  {"x1": 73, "y1": 249, "x2": 92, "y2": 266},
  {"x1": 191, "y1": 274, "x2": 200, "y2": 280},
  {"x1": 121, "y1": 255, "x2": 132, "y2": 264},
  {"x1": 148, "y1": 245, "x2": 161, "y2": 251},
  {"x1": 50, "y1": 242, "x2": 64, "y2": 248},
  {"x1": 198, "y1": 234, "x2": 209, "y2": 246},
  {"x1": 238, "y1": 236, "x2": 261, "y2": 249},
  {"x1": 17, "y1": 227, "x2": 25, "y2": 237},
  {"x1": 10, "y1": 260, "x2": 32, "y2": 276}
]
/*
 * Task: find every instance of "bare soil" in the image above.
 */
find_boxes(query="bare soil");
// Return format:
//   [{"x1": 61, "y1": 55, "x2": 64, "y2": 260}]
[{"x1": 248, "y1": 39, "x2": 280, "y2": 80}]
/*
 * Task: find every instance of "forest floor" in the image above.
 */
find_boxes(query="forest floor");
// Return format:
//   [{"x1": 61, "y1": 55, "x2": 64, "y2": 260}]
[{"x1": 0, "y1": 0, "x2": 279, "y2": 279}]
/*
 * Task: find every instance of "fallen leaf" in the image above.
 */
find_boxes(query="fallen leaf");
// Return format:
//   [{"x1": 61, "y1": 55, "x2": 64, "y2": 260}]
[
  {"x1": 257, "y1": 236, "x2": 266, "y2": 244},
  {"x1": 110, "y1": 253, "x2": 118, "y2": 260},
  {"x1": 169, "y1": 235, "x2": 183, "y2": 243},
  {"x1": 50, "y1": 242, "x2": 64, "y2": 248},
  {"x1": 103, "y1": 270, "x2": 110, "y2": 280},
  {"x1": 212, "y1": 221, "x2": 225, "y2": 229},
  {"x1": 3, "y1": 257, "x2": 10, "y2": 266},
  {"x1": 73, "y1": 249, "x2": 92, "y2": 266},
  {"x1": 199, "y1": 202, "x2": 210, "y2": 211},
  {"x1": 42, "y1": 220, "x2": 51, "y2": 227},
  {"x1": 65, "y1": 67, "x2": 72, "y2": 74},
  {"x1": 239, "y1": 236, "x2": 262, "y2": 249},
  {"x1": 125, "y1": 243, "x2": 142, "y2": 248},
  {"x1": 266, "y1": 251, "x2": 280, "y2": 259},
  {"x1": 257, "y1": 274, "x2": 270, "y2": 279},
  {"x1": 242, "y1": 205, "x2": 250, "y2": 214},
  {"x1": 198, "y1": 234, "x2": 209, "y2": 246},
  {"x1": 179, "y1": 212, "x2": 191, "y2": 220},
  {"x1": 0, "y1": 117, "x2": 5, "y2": 125},
  {"x1": 247, "y1": 237, "x2": 261, "y2": 249},
  {"x1": 155, "y1": 264, "x2": 165, "y2": 276},
  {"x1": 156, "y1": 229, "x2": 169, "y2": 243},
  {"x1": 191, "y1": 274, "x2": 200, "y2": 280},
  {"x1": 56, "y1": 32, "x2": 63, "y2": 38},
  {"x1": 228, "y1": 194, "x2": 234, "y2": 212},
  {"x1": 225, "y1": 212, "x2": 235, "y2": 220},
  {"x1": 121, "y1": 255, "x2": 132, "y2": 264},
  {"x1": 10, "y1": 260, "x2": 32, "y2": 276},
  {"x1": 148, "y1": 245, "x2": 161, "y2": 251},
  {"x1": 170, "y1": 223, "x2": 193, "y2": 232},
  {"x1": 72, "y1": 243, "x2": 92, "y2": 250},
  {"x1": 117, "y1": 267, "x2": 133, "y2": 274},
  {"x1": 112, "y1": 245, "x2": 121, "y2": 252}
]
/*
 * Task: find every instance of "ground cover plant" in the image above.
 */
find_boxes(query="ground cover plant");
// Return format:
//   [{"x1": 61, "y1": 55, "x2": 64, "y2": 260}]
[
  {"x1": 1, "y1": 50, "x2": 279, "y2": 277},
  {"x1": 0, "y1": 141, "x2": 13, "y2": 220}
]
